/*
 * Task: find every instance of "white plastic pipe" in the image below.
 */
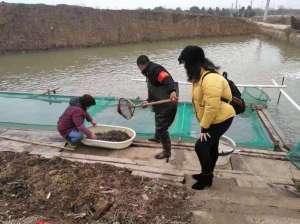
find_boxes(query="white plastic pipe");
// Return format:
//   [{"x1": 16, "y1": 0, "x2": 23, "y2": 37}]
[
  {"x1": 272, "y1": 79, "x2": 300, "y2": 112},
  {"x1": 132, "y1": 79, "x2": 287, "y2": 89}
]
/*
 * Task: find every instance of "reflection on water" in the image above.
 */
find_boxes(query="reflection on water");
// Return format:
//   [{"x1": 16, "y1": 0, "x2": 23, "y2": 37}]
[{"x1": 0, "y1": 36, "x2": 299, "y2": 144}]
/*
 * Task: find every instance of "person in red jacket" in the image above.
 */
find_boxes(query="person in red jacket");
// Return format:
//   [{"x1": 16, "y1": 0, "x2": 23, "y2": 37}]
[
  {"x1": 137, "y1": 55, "x2": 178, "y2": 161},
  {"x1": 58, "y1": 94, "x2": 97, "y2": 145}
]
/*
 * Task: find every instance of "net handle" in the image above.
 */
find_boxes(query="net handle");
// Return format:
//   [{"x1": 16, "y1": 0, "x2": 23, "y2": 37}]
[{"x1": 135, "y1": 99, "x2": 173, "y2": 108}]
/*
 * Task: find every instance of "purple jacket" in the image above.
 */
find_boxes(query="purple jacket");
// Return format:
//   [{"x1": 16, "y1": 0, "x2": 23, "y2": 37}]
[{"x1": 57, "y1": 105, "x2": 93, "y2": 138}]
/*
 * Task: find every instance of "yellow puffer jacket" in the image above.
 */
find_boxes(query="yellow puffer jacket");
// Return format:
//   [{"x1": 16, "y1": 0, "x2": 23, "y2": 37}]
[{"x1": 192, "y1": 69, "x2": 236, "y2": 129}]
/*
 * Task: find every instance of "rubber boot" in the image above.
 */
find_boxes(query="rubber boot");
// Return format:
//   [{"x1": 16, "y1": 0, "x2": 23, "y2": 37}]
[
  {"x1": 192, "y1": 173, "x2": 204, "y2": 181},
  {"x1": 148, "y1": 137, "x2": 161, "y2": 143},
  {"x1": 148, "y1": 132, "x2": 161, "y2": 143},
  {"x1": 192, "y1": 173, "x2": 213, "y2": 190},
  {"x1": 154, "y1": 144, "x2": 171, "y2": 162},
  {"x1": 192, "y1": 173, "x2": 214, "y2": 186}
]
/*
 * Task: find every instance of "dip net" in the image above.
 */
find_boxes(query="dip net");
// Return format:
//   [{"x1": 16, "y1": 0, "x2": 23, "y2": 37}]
[{"x1": 117, "y1": 98, "x2": 135, "y2": 120}]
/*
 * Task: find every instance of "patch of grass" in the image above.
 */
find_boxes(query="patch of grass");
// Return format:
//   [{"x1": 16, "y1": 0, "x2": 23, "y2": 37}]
[{"x1": 296, "y1": 185, "x2": 300, "y2": 193}]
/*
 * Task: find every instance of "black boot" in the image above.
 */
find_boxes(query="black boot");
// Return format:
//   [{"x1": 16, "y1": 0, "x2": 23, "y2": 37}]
[
  {"x1": 192, "y1": 173, "x2": 204, "y2": 181},
  {"x1": 192, "y1": 173, "x2": 213, "y2": 190},
  {"x1": 154, "y1": 151, "x2": 171, "y2": 160},
  {"x1": 148, "y1": 133, "x2": 161, "y2": 143},
  {"x1": 192, "y1": 173, "x2": 214, "y2": 186},
  {"x1": 154, "y1": 143, "x2": 171, "y2": 162},
  {"x1": 148, "y1": 137, "x2": 161, "y2": 143}
]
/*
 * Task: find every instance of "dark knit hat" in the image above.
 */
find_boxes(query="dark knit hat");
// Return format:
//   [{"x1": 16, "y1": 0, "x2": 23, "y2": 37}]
[
  {"x1": 178, "y1": 45, "x2": 205, "y2": 65},
  {"x1": 137, "y1": 55, "x2": 150, "y2": 65},
  {"x1": 79, "y1": 94, "x2": 96, "y2": 108}
]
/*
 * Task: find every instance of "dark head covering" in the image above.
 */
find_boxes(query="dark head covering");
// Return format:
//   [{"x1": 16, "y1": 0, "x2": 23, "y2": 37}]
[
  {"x1": 178, "y1": 45, "x2": 205, "y2": 66},
  {"x1": 137, "y1": 55, "x2": 150, "y2": 65},
  {"x1": 178, "y1": 45, "x2": 219, "y2": 82},
  {"x1": 79, "y1": 94, "x2": 96, "y2": 110}
]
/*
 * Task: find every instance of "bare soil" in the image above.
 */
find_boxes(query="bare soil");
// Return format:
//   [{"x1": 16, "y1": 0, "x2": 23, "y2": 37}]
[
  {"x1": 0, "y1": 152, "x2": 192, "y2": 224},
  {"x1": 96, "y1": 131, "x2": 130, "y2": 142},
  {"x1": 0, "y1": 3, "x2": 258, "y2": 53}
]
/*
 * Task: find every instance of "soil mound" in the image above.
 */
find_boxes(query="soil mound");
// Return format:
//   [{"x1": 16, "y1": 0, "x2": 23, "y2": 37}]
[{"x1": 0, "y1": 152, "x2": 192, "y2": 223}]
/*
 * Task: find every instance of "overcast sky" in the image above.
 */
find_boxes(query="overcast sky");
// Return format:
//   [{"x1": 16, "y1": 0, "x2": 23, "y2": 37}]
[{"x1": 4, "y1": 0, "x2": 300, "y2": 10}]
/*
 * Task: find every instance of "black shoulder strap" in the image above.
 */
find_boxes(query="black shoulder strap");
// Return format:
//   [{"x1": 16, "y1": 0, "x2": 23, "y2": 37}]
[
  {"x1": 201, "y1": 71, "x2": 231, "y2": 103},
  {"x1": 201, "y1": 71, "x2": 214, "y2": 82}
]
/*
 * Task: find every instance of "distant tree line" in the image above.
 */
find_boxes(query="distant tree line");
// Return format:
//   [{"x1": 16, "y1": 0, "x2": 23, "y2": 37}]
[
  {"x1": 148, "y1": 5, "x2": 300, "y2": 17},
  {"x1": 268, "y1": 6, "x2": 300, "y2": 16}
]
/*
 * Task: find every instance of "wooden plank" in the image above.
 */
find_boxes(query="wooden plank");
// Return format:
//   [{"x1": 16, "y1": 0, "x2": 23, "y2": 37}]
[
  {"x1": 133, "y1": 139, "x2": 231, "y2": 152},
  {"x1": 60, "y1": 151, "x2": 254, "y2": 176},
  {"x1": 60, "y1": 153, "x2": 185, "y2": 177},
  {"x1": 60, "y1": 152, "x2": 140, "y2": 165},
  {"x1": 235, "y1": 152, "x2": 288, "y2": 161},
  {"x1": 237, "y1": 153, "x2": 287, "y2": 160},
  {"x1": 0, "y1": 135, "x2": 75, "y2": 151},
  {"x1": 134, "y1": 139, "x2": 195, "y2": 148},
  {"x1": 0, "y1": 129, "x2": 8, "y2": 135},
  {"x1": 132, "y1": 171, "x2": 185, "y2": 183},
  {"x1": 60, "y1": 152, "x2": 254, "y2": 177},
  {"x1": 230, "y1": 154, "x2": 249, "y2": 171},
  {"x1": 256, "y1": 109, "x2": 284, "y2": 151},
  {"x1": 260, "y1": 108, "x2": 292, "y2": 150},
  {"x1": 290, "y1": 166, "x2": 300, "y2": 185},
  {"x1": 132, "y1": 142, "x2": 194, "y2": 151},
  {"x1": 236, "y1": 147, "x2": 287, "y2": 156},
  {"x1": 65, "y1": 158, "x2": 185, "y2": 184}
]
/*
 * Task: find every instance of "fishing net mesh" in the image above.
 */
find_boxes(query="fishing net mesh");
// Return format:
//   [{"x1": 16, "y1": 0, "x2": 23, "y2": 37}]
[
  {"x1": 117, "y1": 98, "x2": 134, "y2": 120},
  {"x1": 242, "y1": 87, "x2": 271, "y2": 106},
  {"x1": 288, "y1": 142, "x2": 300, "y2": 170},
  {"x1": 0, "y1": 92, "x2": 273, "y2": 149}
]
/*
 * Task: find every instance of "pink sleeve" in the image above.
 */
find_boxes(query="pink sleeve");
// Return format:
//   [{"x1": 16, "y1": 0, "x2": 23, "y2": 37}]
[
  {"x1": 78, "y1": 124, "x2": 93, "y2": 138},
  {"x1": 86, "y1": 113, "x2": 93, "y2": 122},
  {"x1": 72, "y1": 110, "x2": 92, "y2": 138}
]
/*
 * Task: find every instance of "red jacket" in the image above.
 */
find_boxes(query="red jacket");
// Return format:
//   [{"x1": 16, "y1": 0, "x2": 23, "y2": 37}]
[{"x1": 57, "y1": 105, "x2": 93, "y2": 138}]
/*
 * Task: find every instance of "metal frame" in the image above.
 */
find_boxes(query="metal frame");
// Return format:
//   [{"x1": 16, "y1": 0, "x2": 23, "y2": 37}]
[
  {"x1": 272, "y1": 79, "x2": 300, "y2": 112},
  {"x1": 132, "y1": 78, "x2": 288, "y2": 89}
]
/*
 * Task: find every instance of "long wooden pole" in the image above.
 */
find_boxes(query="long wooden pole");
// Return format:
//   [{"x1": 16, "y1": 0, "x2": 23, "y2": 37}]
[{"x1": 276, "y1": 77, "x2": 285, "y2": 105}]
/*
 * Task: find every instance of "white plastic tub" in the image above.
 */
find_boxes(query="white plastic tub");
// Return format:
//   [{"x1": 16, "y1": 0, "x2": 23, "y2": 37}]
[
  {"x1": 81, "y1": 124, "x2": 136, "y2": 150},
  {"x1": 217, "y1": 135, "x2": 236, "y2": 166}
]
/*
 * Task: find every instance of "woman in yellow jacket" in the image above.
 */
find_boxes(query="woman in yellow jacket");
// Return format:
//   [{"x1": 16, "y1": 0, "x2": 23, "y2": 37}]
[{"x1": 178, "y1": 46, "x2": 235, "y2": 190}]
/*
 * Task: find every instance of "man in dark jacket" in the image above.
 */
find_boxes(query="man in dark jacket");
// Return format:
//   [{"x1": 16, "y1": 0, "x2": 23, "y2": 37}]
[{"x1": 137, "y1": 55, "x2": 178, "y2": 161}]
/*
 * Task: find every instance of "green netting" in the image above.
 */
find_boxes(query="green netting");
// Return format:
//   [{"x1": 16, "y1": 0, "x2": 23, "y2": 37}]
[
  {"x1": 0, "y1": 92, "x2": 273, "y2": 149},
  {"x1": 287, "y1": 142, "x2": 300, "y2": 170},
  {"x1": 242, "y1": 87, "x2": 271, "y2": 106}
]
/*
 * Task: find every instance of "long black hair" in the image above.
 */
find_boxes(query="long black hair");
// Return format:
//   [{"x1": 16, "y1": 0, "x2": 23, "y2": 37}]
[{"x1": 178, "y1": 45, "x2": 220, "y2": 82}]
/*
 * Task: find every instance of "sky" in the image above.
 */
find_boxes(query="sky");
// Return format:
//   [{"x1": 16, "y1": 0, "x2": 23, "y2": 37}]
[{"x1": 4, "y1": 0, "x2": 300, "y2": 10}]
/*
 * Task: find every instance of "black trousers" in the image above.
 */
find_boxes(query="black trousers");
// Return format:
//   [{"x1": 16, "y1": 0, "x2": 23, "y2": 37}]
[
  {"x1": 154, "y1": 105, "x2": 177, "y2": 151},
  {"x1": 195, "y1": 117, "x2": 233, "y2": 174}
]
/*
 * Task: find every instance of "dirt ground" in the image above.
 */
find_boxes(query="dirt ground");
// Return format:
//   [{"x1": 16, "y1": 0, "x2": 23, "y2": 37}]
[{"x1": 0, "y1": 152, "x2": 192, "y2": 224}]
